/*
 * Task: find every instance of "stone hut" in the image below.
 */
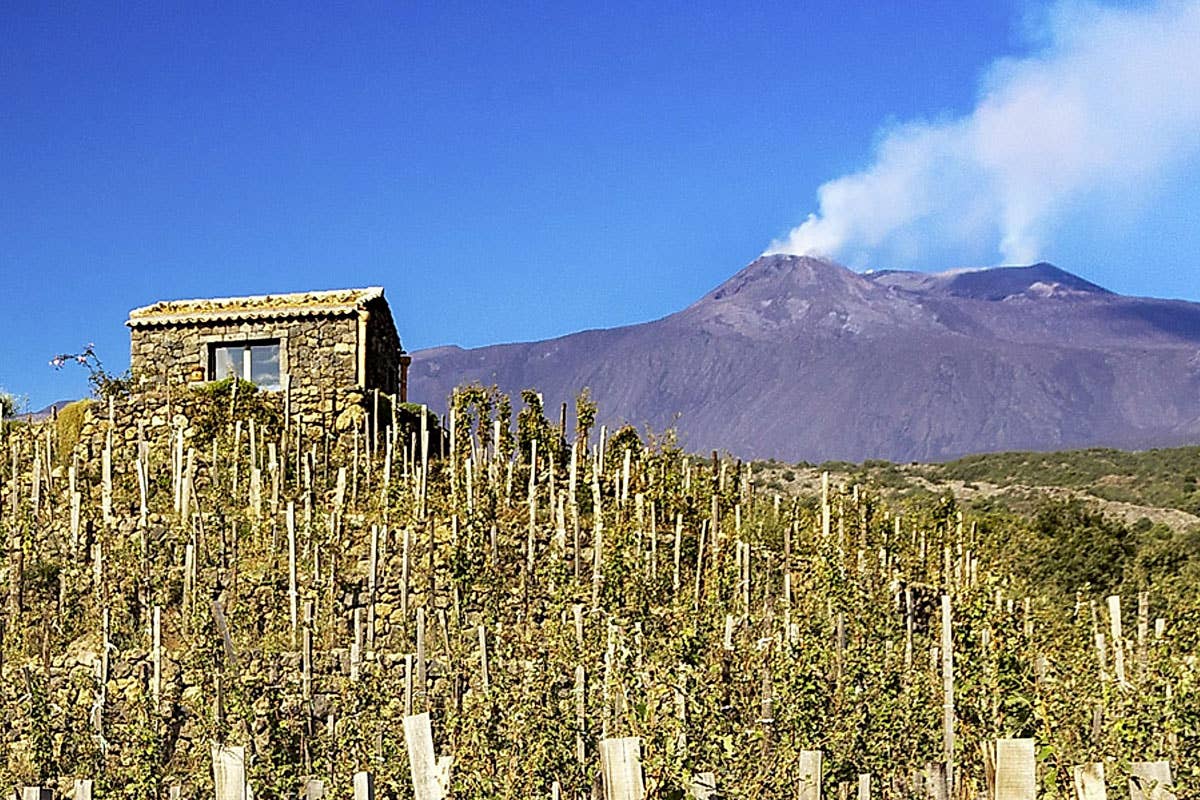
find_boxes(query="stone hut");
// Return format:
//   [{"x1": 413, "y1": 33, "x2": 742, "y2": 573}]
[{"x1": 126, "y1": 287, "x2": 411, "y2": 421}]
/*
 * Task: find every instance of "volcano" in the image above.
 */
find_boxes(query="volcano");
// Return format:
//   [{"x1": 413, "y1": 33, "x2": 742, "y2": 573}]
[{"x1": 410, "y1": 255, "x2": 1200, "y2": 462}]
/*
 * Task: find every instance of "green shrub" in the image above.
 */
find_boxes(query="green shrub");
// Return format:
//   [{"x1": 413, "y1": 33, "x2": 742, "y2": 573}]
[
  {"x1": 1014, "y1": 500, "x2": 1133, "y2": 597},
  {"x1": 55, "y1": 399, "x2": 94, "y2": 465},
  {"x1": 189, "y1": 377, "x2": 282, "y2": 443}
]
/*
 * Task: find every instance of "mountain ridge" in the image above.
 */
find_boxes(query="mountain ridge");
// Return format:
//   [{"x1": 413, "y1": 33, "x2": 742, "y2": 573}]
[{"x1": 410, "y1": 256, "x2": 1200, "y2": 461}]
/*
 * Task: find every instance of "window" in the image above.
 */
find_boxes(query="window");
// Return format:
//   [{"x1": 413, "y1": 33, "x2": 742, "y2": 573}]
[{"x1": 210, "y1": 340, "x2": 281, "y2": 390}]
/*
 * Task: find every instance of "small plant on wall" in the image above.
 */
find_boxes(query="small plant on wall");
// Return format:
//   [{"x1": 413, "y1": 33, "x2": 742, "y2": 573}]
[{"x1": 50, "y1": 343, "x2": 132, "y2": 399}]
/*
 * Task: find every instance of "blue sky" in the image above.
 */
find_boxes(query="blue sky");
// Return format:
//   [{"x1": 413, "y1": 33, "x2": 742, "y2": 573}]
[{"x1": 3, "y1": 1, "x2": 1199, "y2": 409}]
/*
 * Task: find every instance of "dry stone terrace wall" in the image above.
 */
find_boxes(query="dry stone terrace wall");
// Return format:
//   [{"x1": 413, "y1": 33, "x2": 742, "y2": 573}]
[{"x1": 71, "y1": 387, "x2": 395, "y2": 471}]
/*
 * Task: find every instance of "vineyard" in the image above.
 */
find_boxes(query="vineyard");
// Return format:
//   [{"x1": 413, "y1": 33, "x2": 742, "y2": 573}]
[{"x1": 0, "y1": 382, "x2": 1196, "y2": 800}]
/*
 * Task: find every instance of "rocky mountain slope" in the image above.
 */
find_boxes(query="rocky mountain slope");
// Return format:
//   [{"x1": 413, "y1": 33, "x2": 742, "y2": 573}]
[{"x1": 410, "y1": 256, "x2": 1200, "y2": 461}]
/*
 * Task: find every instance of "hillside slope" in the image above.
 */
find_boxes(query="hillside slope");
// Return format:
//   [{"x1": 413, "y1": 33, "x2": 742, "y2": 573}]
[{"x1": 410, "y1": 255, "x2": 1200, "y2": 462}]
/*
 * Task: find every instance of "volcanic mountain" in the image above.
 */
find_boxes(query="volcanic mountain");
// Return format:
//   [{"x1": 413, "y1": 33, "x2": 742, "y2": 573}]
[{"x1": 409, "y1": 255, "x2": 1200, "y2": 462}]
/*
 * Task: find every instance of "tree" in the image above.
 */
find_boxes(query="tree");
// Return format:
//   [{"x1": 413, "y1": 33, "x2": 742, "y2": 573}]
[{"x1": 1024, "y1": 499, "x2": 1133, "y2": 597}]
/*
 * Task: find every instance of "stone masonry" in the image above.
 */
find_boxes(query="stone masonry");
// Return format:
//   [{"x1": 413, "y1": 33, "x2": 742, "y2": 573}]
[{"x1": 126, "y1": 287, "x2": 410, "y2": 426}]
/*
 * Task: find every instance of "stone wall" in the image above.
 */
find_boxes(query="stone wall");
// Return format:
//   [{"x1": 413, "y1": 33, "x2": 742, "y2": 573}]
[
  {"x1": 364, "y1": 298, "x2": 403, "y2": 397},
  {"x1": 130, "y1": 314, "x2": 360, "y2": 422}
]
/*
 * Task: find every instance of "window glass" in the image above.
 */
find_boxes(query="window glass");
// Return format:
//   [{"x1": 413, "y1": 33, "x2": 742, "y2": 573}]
[
  {"x1": 211, "y1": 345, "x2": 242, "y2": 381},
  {"x1": 250, "y1": 343, "x2": 281, "y2": 390},
  {"x1": 209, "y1": 340, "x2": 281, "y2": 390}
]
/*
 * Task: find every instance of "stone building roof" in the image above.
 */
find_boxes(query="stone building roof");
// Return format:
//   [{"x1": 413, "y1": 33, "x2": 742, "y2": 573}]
[{"x1": 127, "y1": 287, "x2": 385, "y2": 328}]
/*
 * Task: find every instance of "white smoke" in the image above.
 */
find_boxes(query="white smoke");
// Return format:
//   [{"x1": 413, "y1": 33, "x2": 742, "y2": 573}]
[{"x1": 768, "y1": 0, "x2": 1200, "y2": 267}]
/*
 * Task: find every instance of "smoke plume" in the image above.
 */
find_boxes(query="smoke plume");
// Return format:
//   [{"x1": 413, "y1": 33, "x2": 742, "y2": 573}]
[{"x1": 768, "y1": 0, "x2": 1200, "y2": 267}]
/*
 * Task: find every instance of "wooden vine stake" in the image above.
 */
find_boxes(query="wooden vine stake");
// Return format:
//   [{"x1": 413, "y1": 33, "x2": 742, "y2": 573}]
[
  {"x1": 1073, "y1": 763, "x2": 1106, "y2": 800},
  {"x1": 353, "y1": 772, "x2": 375, "y2": 800},
  {"x1": 575, "y1": 665, "x2": 587, "y2": 764},
  {"x1": 1129, "y1": 762, "x2": 1174, "y2": 800},
  {"x1": 926, "y1": 763, "x2": 949, "y2": 800},
  {"x1": 211, "y1": 744, "x2": 249, "y2": 800},
  {"x1": 101, "y1": 442, "x2": 113, "y2": 526},
  {"x1": 152, "y1": 605, "x2": 162, "y2": 710},
  {"x1": 600, "y1": 737, "x2": 646, "y2": 800},
  {"x1": 941, "y1": 594, "x2": 955, "y2": 794},
  {"x1": 1107, "y1": 594, "x2": 1128, "y2": 686},
  {"x1": 858, "y1": 774, "x2": 871, "y2": 800},
  {"x1": 797, "y1": 749, "x2": 823, "y2": 800},
  {"x1": 478, "y1": 624, "x2": 490, "y2": 693},
  {"x1": 993, "y1": 739, "x2": 1035, "y2": 800},
  {"x1": 689, "y1": 773, "x2": 717, "y2": 800},
  {"x1": 288, "y1": 503, "x2": 298, "y2": 643},
  {"x1": 404, "y1": 712, "x2": 448, "y2": 800}
]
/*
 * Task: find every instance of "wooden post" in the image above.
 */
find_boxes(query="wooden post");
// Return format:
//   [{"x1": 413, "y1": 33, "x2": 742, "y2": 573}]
[
  {"x1": 1108, "y1": 595, "x2": 1127, "y2": 685},
  {"x1": 212, "y1": 599, "x2": 239, "y2": 672},
  {"x1": 1073, "y1": 763, "x2": 1106, "y2": 800},
  {"x1": 575, "y1": 665, "x2": 587, "y2": 764},
  {"x1": 101, "y1": 444, "x2": 113, "y2": 525},
  {"x1": 152, "y1": 605, "x2": 162, "y2": 710},
  {"x1": 649, "y1": 499, "x2": 658, "y2": 582},
  {"x1": 798, "y1": 750, "x2": 823, "y2": 800},
  {"x1": 249, "y1": 467, "x2": 262, "y2": 520},
  {"x1": 404, "y1": 654, "x2": 414, "y2": 716},
  {"x1": 858, "y1": 774, "x2": 871, "y2": 800},
  {"x1": 592, "y1": 478, "x2": 604, "y2": 610},
  {"x1": 1129, "y1": 762, "x2": 1174, "y2": 800},
  {"x1": 689, "y1": 773, "x2": 717, "y2": 800},
  {"x1": 528, "y1": 438, "x2": 538, "y2": 575},
  {"x1": 183, "y1": 542, "x2": 195, "y2": 634},
  {"x1": 1137, "y1": 592, "x2": 1149, "y2": 679},
  {"x1": 211, "y1": 744, "x2": 248, "y2": 800},
  {"x1": 69, "y1": 483, "x2": 81, "y2": 549},
  {"x1": 926, "y1": 763, "x2": 949, "y2": 800},
  {"x1": 351, "y1": 608, "x2": 363, "y2": 681},
  {"x1": 302, "y1": 608, "x2": 313, "y2": 702},
  {"x1": 182, "y1": 447, "x2": 195, "y2": 523},
  {"x1": 353, "y1": 772, "x2": 375, "y2": 800},
  {"x1": 673, "y1": 514, "x2": 682, "y2": 596},
  {"x1": 905, "y1": 587, "x2": 914, "y2": 671},
  {"x1": 401, "y1": 526, "x2": 412, "y2": 619},
  {"x1": 73, "y1": 779, "x2": 94, "y2": 800},
  {"x1": 600, "y1": 737, "x2": 646, "y2": 800},
  {"x1": 416, "y1": 606, "x2": 427, "y2": 700},
  {"x1": 478, "y1": 624, "x2": 490, "y2": 693},
  {"x1": 368, "y1": 524, "x2": 379, "y2": 651},
  {"x1": 404, "y1": 712, "x2": 446, "y2": 800},
  {"x1": 821, "y1": 471, "x2": 831, "y2": 538},
  {"x1": 288, "y1": 503, "x2": 298, "y2": 643},
  {"x1": 941, "y1": 594, "x2": 955, "y2": 794},
  {"x1": 419, "y1": 404, "x2": 429, "y2": 519},
  {"x1": 570, "y1": 442, "x2": 580, "y2": 578},
  {"x1": 994, "y1": 739, "x2": 1036, "y2": 800}
]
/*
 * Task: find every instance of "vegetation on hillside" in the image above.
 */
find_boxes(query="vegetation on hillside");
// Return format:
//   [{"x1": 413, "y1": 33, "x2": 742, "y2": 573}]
[
  {"x1": 0, "y1": 388, "x2": 1196, "y2": 799},
  {"x1": 933, "y1": 448, "x2": 1200, "y2": 515}
]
